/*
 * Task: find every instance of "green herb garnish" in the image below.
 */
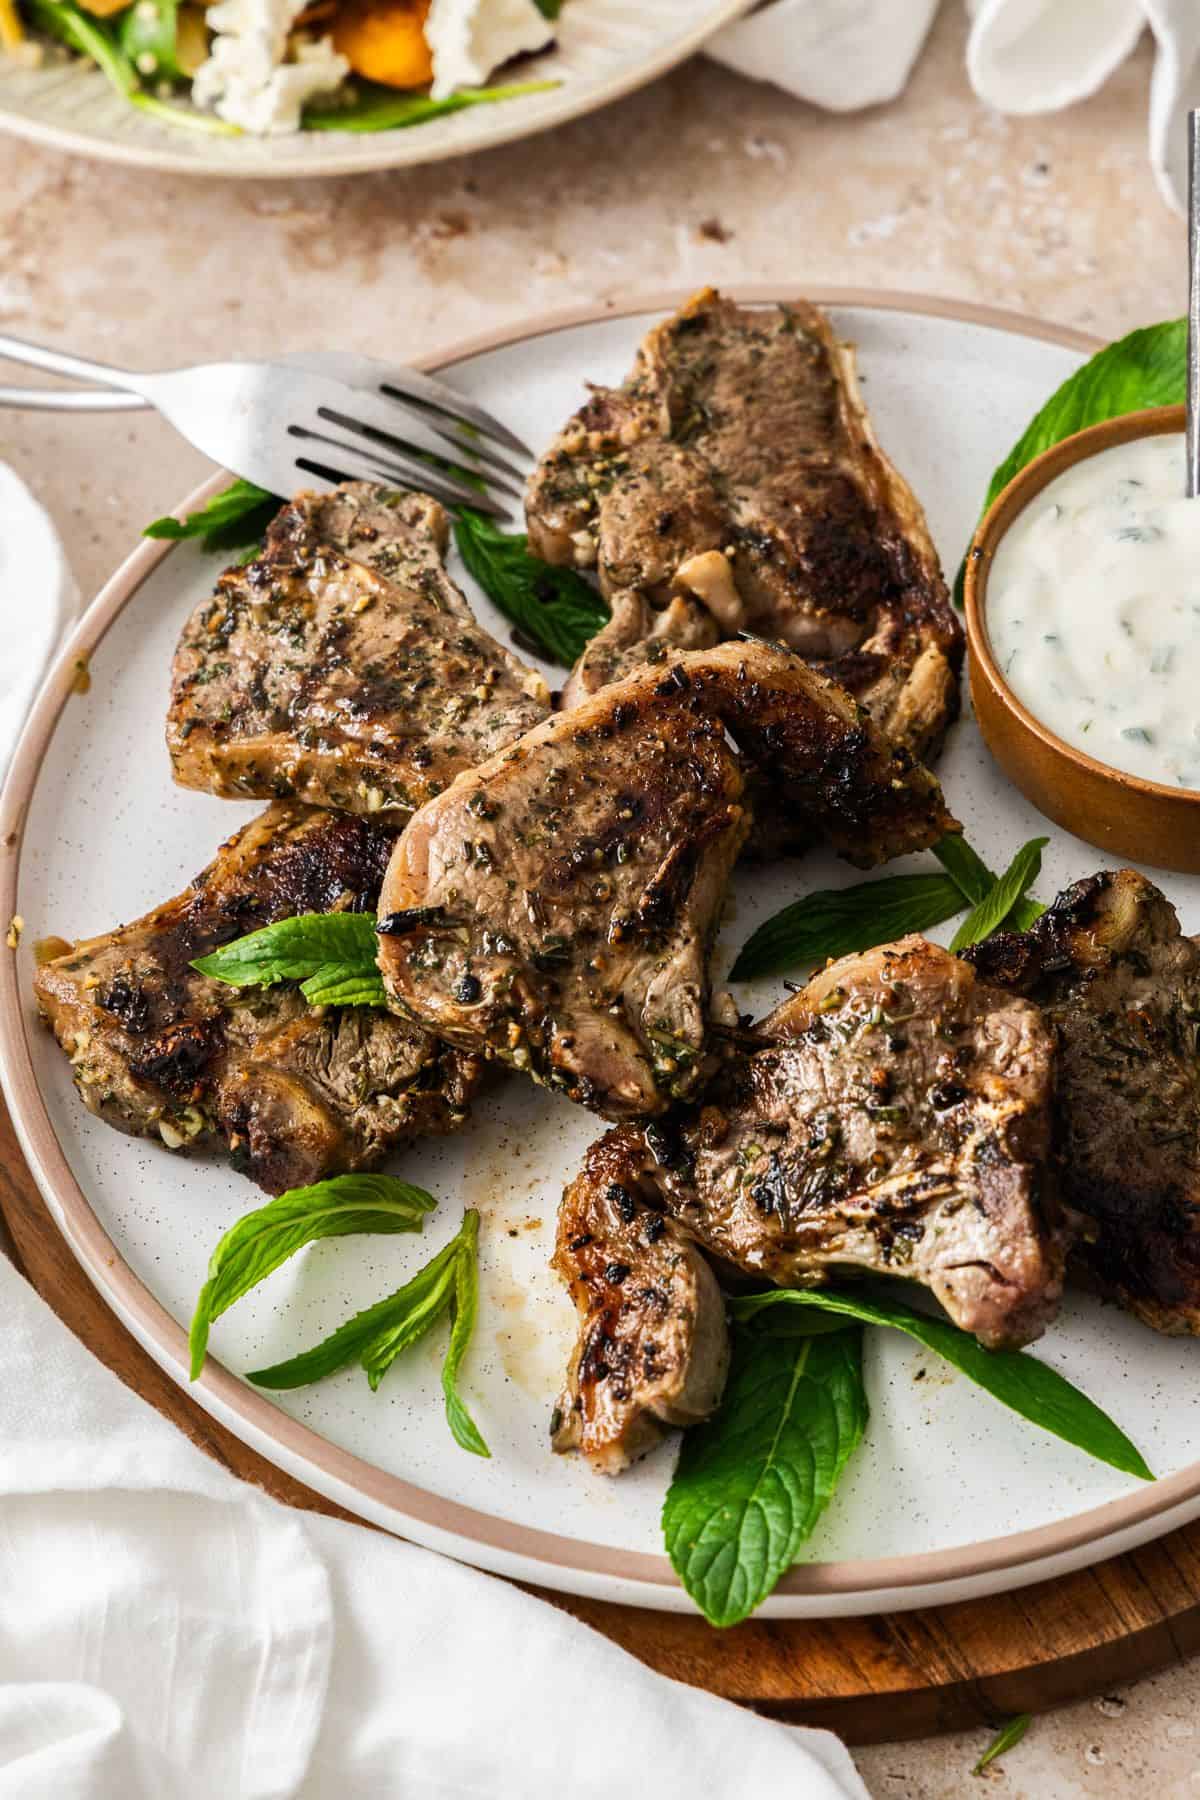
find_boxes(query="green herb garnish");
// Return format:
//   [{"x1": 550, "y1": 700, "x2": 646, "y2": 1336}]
[
  {"x1": 192, "y1": 912, "x2": 384, "y2": 1007},
  {"x1": 454, "y1": 507, "x2": 609, "y2": 666},
  {"x1": 188, "y1": 1173, "x2": 434, "y2": 1380},
  {"x1": 26, "y1": 0, "x2": 238, "y2": 133},
  {"x1": 144, "y1": 478, "x2": 279, "y2": 555},
  {"x1": 729, "y1": 872, "x2": 965, "y2": 982},
  {"x1": 973, "y1": 1714, "x2": 1032, "y2": 1776},
  {"x1": 957, "y1": 318, "x2": 1186, "y2": 602},
  {"x1": 949, "y1": 836, "x2": 1047, "y2": 951},
  {"x1": 932, "y1": 832, "x2": 1042, "y2": 931},
  {"x1": 303, "y1": 78, "x2": 557, "y2": 134},
  {"x1": 251, "y1": 1210, "x2": 489, "y2": 1456},
  {"x1": 662, "y1": 1323, "x2": 867, "y2": 1627},
  {"x1": 731, "y1": 1289, "x2": 1152, "y2": 1481}
]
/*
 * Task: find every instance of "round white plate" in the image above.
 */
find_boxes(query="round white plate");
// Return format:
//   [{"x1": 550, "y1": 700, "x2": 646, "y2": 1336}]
[
  {"x1": 6, "y1": 290, "x2": 1200, "y2": 1619},
  {"x1": 0, "y1": 1, "x2": 748, "y2": 178}
]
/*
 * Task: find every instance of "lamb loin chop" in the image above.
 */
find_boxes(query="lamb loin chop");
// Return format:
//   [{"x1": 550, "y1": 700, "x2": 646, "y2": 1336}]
[
  {"x1": 376, "y1": 641, "x2": 956, "y2": 1122},
  {"x1": 168, "y1": 483, "x2": 548, "y2": 819},
  {"x1": 965, "y1": 870, "x2": 1200, "y2": 1336},
  {"x1": 551, "y1": 1128, "x2": 729, "y2": 1473},
  {"x1": 527, "y1": 288, "x2": 963, "y2": 760},
  {"x1": 34, "y1": 804, "x2": 480, "y2": 1195},
  {"x1": 551, "y1": 933, "x2": 1063, "y2": 1458}
]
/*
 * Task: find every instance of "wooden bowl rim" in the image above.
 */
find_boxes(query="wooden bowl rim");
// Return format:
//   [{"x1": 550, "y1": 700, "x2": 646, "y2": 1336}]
[{"x1": 965, "y1": 403, "x2": 1195, "y2": 809}]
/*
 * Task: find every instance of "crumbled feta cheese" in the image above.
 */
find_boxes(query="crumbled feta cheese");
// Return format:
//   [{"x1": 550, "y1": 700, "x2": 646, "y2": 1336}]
[
  {"x1": 425, "y1": 0, "x2": 553, "y2": 102},
  {"x1": 192, "y1": 0, "x2": 348, "y2": 136}
]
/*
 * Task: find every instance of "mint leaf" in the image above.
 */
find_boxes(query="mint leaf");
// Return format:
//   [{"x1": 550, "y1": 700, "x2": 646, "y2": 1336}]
[
  {"x1": 299, "y1": 966, "x2": 388, "y2": 1009},
  {"x1": 192, "y1": 912, "x2": 379, "y2": 990},
  {"x1": 973, "y1": 1714, "x2": 1032, "y2": 1776},
  {"x1": 304, "y1": 78, "x2": 557, "y2": 134},
  {"x1": 250, "y1": 1209, "x2": 490, "y2": 1458},
  {"x1": 144, "y1": 478, "x2": 279, "y2": 555},
  {"x1": 957, "y1": 319, "x2": 1185, "y2": 602},
  {"x1": 729, "y1": 872, "x2": 965, "y2": 982},
  {"x1": 932, "y1": 833, "x2": 1042, "y2": 932},
  {"x1": 662, "y1": 1325, "x2": 867, "y2": 1627},
  {"x1": 188, "y1": 1173, "x2": 434, "y2": 1379},
  {"x1": 950, "y1": 836, "x2": 1047, "y2": 951},
  {"x1": 731, "y1": 1289, "x2": 1152, "y2": 1482},
  {"x1": 453, "y1": 507, "x2": 609, "y2": 666},
  {"x1": 359, "y1": 1236, "x2": 462, "y2": 1393},
  {"x1": 440, "y1": 1210, "x2": 489, "y2": 1456}
]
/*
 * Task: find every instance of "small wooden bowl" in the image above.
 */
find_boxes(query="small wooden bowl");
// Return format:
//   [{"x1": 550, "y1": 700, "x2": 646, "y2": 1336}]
[{"x1": 964, "y1": 403, "x2": 1200, "y2": 873}]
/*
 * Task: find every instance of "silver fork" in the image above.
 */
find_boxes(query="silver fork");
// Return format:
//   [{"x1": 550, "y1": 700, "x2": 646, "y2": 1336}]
[{"x1": 0, "y1": 338, "x2": 534, "y2": 519}]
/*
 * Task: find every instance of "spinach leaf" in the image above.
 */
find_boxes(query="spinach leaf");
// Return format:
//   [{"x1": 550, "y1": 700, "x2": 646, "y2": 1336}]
[
  {"x1": 932, "y1": 832, "x2": 1042, "y2": 932},
  {"x1": 949, "y1": 836, "x2": 1047, "y2": 951},
  {"x1": 26, "y1": 0, "x2": 237, "y2": 133},
  {"x1": 973, "y1": 1714, "x2": 1032, "y2": 1776},
  {"x1": 729, "y1": 872, "x2": 965, "y2": 982},
  {"x1": 192, "y1": 912, "x2": 379, "y2": 992},
  {"x1": 304, "y1": 77, "x2": 556, "y2": 134},
  {"x1": 188, "y1": 1173, "x2": 434, "y2": 1379},
  {"x1": 117, "y1": 0, "x2": 188, "y2": 84},
  {"x1": 662, "y1": 1325, "x2": 868, "y2": 1627},
  {"x1": 453, "y1": 507, "x2": 609, "y2": 666},
  {"x1": 533, "y1": 0, "x2": 563, "y2": 15},
  {"x1": 731, "y1": 1289, "x2": 1152, "y2": 1481},
  {"x1": 144, "y1": 478, "x2": 279, "y2": 555},
  {"x1": 957, "y1": 318, "x2": 1185, "y2": 602},
  {"x1": 251, "y1": 1209, "x2": 490, "y2": 1457}
]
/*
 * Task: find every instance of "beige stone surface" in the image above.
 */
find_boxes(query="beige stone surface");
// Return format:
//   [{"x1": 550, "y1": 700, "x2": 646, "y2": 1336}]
[{"x1": 0, "y1": 4, "x2": 1193, "y2": 1794}]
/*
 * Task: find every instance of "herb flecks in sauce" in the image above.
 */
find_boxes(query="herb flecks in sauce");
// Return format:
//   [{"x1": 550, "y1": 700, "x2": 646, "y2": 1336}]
[{"x1": 988, "y1": 434, "x2": 1200, "y2": 789}]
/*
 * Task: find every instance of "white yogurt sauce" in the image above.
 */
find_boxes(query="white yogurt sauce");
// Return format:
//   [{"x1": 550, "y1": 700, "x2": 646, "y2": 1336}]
[{"x1": 987, "y1": 432, "x2": 1200, "y2": 789}]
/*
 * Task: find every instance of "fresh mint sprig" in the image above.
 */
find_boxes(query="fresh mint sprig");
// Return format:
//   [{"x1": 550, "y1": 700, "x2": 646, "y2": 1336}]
[
  {"x1": 731, "y1": 1288, "x2": 1152, "y2": 1481},
  {"x1": 191, "y1": 912, "x2": 385, "y2": 1008},
  {"x1": 188, "y1": 1173, "x2": 435, "y2": 1380},
  {"x1": 662, "y1": 1323, "x2": 867, "y2": 1628},
  {"x1": 250, "y1": 1210, "x2": 490, "y2": 1457}
]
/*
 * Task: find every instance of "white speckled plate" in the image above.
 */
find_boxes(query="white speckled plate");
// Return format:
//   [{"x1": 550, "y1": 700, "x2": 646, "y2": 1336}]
[
  {"x1": 6, "y1": 290, "x2": 1200, "y2": 1618},
  {"x1": 0, "y1": 0, "x2": 749, "y2": 178}
]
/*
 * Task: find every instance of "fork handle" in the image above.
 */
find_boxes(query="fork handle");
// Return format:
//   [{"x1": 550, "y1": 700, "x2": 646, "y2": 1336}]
[
  {"x1": 0, "y1": 385, "x2": 148, "y2": 412},
  {"x1": 0, "y1": 333, "x2": 143, "y2": 395}
]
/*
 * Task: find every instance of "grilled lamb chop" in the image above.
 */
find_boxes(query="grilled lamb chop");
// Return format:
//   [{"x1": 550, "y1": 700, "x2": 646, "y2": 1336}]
[
  {"x1": 376, "y1": 641, "x2": 955, "y2": 1121},
  {"x1": 168, "y1": 483, "x2": 548, "y2": 818},
  {"x1": 527, "y1": 288, "x2": 962, "y2": 759},
  {"x1": 34, "y1": 804, "x2": 480, "y2": 1195},
  {"x1": 965, "y1": 870, "x2": 1200, "y2": 1336},
  {"x1": 551, "y1": 1128, "x2": 729, "y2": 1473},
  {"x1": 561, "y1": 936, "x2": 1064, "y2": 1355}
]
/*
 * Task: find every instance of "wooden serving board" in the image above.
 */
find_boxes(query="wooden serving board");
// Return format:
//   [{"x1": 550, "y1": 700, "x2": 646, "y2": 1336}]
[{"x1": 4, "y1": 1095, "x2": 1200, "y2": 1745}]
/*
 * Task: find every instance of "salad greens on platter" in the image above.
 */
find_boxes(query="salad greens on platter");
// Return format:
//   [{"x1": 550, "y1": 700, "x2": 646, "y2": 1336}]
[
  {"x1": 156, "y1": 312, "x2": 1189, "y2": 1624},
  {"x1": 7, "y1": 0, "x2": 561, "y2": 138}
]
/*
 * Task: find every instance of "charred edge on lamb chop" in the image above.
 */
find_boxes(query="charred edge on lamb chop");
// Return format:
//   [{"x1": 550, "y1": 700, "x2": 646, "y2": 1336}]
[
  {"x1": 34, "y1": 803, "x2": 481, "y2": 1195},
  {"x1": 529, "y1": 287, "x2": 962, "y2": 761},
  {"x1": 551, "y1": 1125, "x2": 730, "y2": 1474},
  {"x1": 965, "y1": 869, "x2": 1200, "y2": 1336}
]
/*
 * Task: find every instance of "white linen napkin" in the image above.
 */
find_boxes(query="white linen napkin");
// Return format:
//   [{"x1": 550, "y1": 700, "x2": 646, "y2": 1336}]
[
  {"x1": 708, "y1": 0, "x2": 1199, "y2": 216},
  {"x1": 0, "y1": 1254, "x2": 870, "y2": 1798},
  {"x1": 0, "y1": 463, "x2": 79, "y2": 784}
]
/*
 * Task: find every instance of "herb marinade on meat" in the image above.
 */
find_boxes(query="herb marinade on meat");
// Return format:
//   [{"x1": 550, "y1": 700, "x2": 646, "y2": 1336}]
[
  {"x1": 375, "y1": 640, "x2": 955, "y2": 1123},
  {"x1": 168, "y1": 484, "x2": 548, "y2": 818},
  {"x1": 966, "y1": 869, "x2": 1200, "y2": 1335},
  {"x1": 528, "y1": 288, "x2": 963, "y2": 760},
  {"x1": 34, "y1": 805, "x2": 481, "y2": 1195}
]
